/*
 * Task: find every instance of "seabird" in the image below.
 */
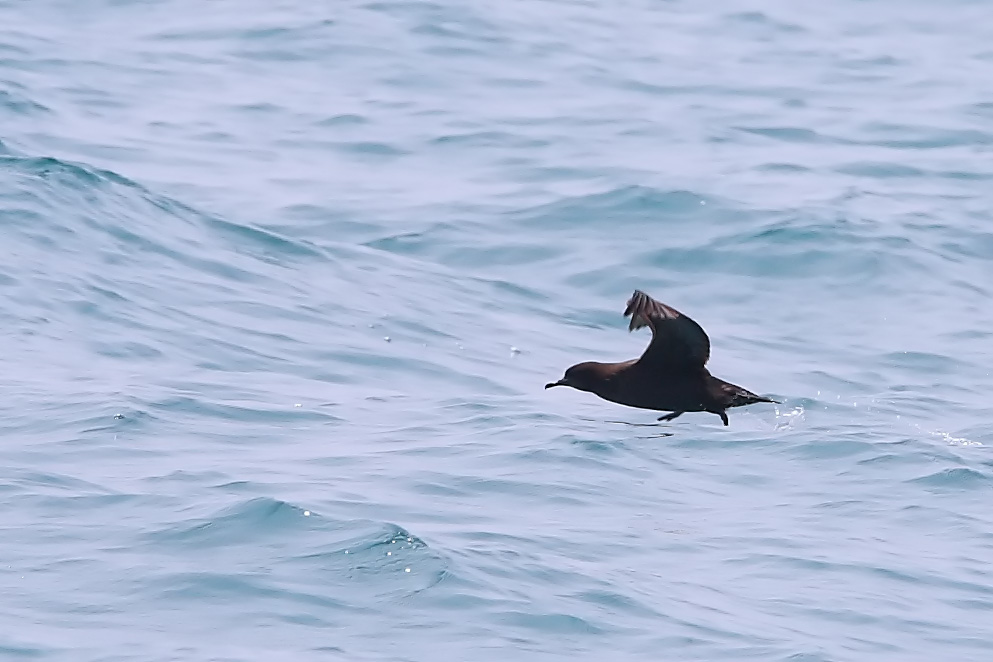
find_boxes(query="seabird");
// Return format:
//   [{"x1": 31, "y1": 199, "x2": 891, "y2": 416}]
[{"x1": 546, "y1": 290, "x2": 777, "y2": 426}]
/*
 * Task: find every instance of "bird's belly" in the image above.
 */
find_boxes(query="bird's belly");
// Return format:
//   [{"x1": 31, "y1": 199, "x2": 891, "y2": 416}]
[{"x1": 606, "y1": 380, "x2": 708, "y2": 412}]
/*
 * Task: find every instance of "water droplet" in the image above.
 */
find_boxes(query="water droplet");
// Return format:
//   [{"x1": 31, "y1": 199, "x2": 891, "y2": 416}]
[
  {"x1": 303, "y1": 511, "x2": 310, "y2": 516},
  {"x1": 384, "y1": 336, "x2": 391, "y2": 342},
  {"x1": 404, "y1": 567, "x2": 411, "y2": 573}
]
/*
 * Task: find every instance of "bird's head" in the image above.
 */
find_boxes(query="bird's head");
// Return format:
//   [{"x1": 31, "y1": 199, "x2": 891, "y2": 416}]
[{"x1": 545, "y1": 362, "x2": 604, "y2": 394}]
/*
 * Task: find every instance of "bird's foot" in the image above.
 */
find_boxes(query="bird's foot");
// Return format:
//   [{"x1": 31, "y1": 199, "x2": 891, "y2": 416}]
[{"x1": 657, "y1": 411, "x2": 684, "y2": 422}]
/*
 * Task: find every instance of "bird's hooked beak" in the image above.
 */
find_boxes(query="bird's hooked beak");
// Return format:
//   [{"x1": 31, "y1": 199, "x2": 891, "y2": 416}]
[{"x1": 545, "y1": 379, "x2": 566, "y2": 389}]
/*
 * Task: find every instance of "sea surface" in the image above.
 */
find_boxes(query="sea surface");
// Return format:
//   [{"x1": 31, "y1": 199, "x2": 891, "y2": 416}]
[{"x1": 2, "y1": 1, "x2": 993, "y2": 660}]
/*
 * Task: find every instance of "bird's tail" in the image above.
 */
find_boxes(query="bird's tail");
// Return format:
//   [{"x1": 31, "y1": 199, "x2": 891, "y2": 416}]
[{"x1": 719, "y1": 382, "x2": 780, "y2": 408}]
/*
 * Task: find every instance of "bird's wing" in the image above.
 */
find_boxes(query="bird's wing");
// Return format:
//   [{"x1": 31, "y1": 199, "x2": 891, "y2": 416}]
[{"x1": 623, "y1": 290, "x2": 711, "y2": 368}]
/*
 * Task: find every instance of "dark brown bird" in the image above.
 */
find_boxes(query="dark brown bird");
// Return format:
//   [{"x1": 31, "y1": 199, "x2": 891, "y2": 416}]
[{"x1": 545, "y1": 290, "x2": 778, "y2": 426}]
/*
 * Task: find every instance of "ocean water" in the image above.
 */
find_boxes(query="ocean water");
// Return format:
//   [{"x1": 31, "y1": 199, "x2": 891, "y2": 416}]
[{"x1": 2, "y1": 0, "x2": 993, "y2": 659}]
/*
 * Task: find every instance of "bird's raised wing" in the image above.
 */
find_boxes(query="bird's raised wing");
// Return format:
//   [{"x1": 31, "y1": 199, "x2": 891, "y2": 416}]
[{"x1": 623, "y1": 290, "x2": 710, "y2": 368}]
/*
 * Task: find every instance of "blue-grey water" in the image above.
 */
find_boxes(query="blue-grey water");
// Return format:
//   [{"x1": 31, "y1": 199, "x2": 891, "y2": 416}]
[{"x1": 2, "y1": 1, "x2": 993, "y2": 660}]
